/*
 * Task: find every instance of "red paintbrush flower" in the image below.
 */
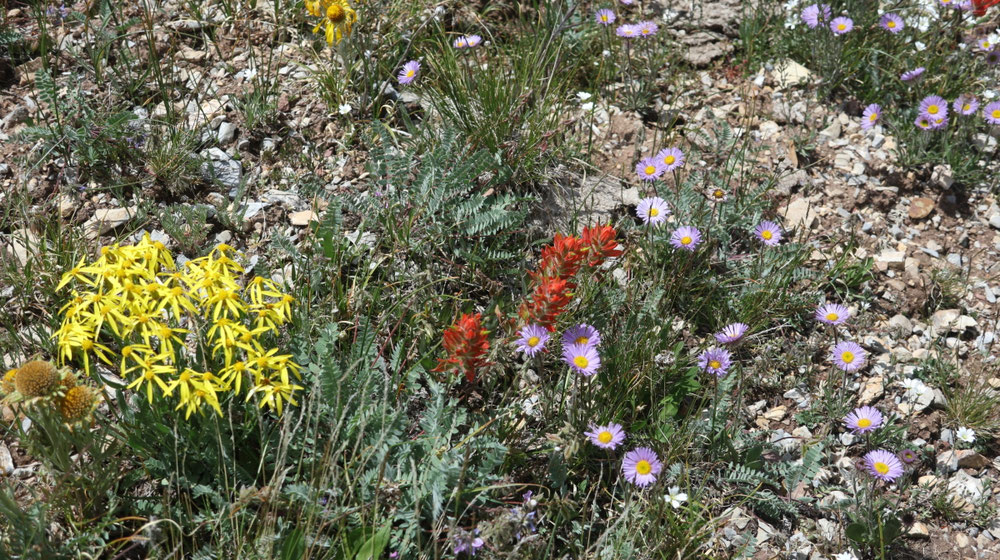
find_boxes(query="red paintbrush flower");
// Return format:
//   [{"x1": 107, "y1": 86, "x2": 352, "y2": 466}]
[
  {"x1": 536, "y1": 234, "x2": 586, "y2": 281},
  {"x1": 581, "y1": 223, "x2": 623, "y2": 267},
  {"x1": 434, "y1": 313, "x2": 491, "y2": 383},
  {"x1": 973, "y1": 0, "x2": 1000, "y2": 16},
  {"x1": 518, "y1": 277, "x2": 573, "y2": 330}
]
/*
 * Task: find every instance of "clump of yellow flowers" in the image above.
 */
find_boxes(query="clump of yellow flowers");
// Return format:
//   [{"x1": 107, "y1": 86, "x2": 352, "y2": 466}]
[
  {"x1": 54, "y1": 235, "x2": 302, "y2": 417},
  {"x1": 305, "y1": 0, "x2": 357, "y2": 45}
]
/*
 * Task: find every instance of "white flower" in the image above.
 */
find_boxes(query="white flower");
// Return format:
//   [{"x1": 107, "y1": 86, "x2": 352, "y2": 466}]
[
  {"x1": 985, "y1": 90, "x2": 998, "y2": 100},
  {"x1": 833, "y1": 552, "x2": 860, "y2": 560},
  {"x1": 577, "y1": 91, "x2": 593, "y2": 102},
  {"x1": 956, "y1": 426, "x2": 976, "y2": 445},
  {"x1": 581, "y1": 102, "x2": 594, "y2": 111},
  {"x1": 602, "y1": 49, "x2": 611, "y2": 57},
  {"x1": 901, "y1": 378, "x2": 929, "y2": 401},
  {"x1": 665, "y1": 486, "x2": 688, "y2": 509},
  {"x1": 914, "y1": 41, "x2": 927, "y2": 51},
  {"x1": 338, "y1": 104, "x2": 352, "y2": 115}
]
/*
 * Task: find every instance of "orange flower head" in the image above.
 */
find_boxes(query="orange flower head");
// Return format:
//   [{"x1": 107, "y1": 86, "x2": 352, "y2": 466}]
[
  {"x1": 434, "y1": 313, "x2": 491, "y2": 383},
  {"x1": 581, "y1": 223, "x2": 622, "y2": 266}
]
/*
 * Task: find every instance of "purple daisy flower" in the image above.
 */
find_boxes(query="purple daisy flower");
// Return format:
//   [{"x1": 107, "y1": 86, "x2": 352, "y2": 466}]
[
  {"x1": 616, "y1": 24, "x2": 639, "y2": 38},
  {"x1": 919, "y1": 95, "x2": 948, "y2": 119},
  {"x1": 655, "y1": 147, "x2": 685, "y2": 172},
  {"x1": 800, "y1": 4, "x2": 832, "y2": 28},
  {"x1": 636, "y1": 197, "x2": 670, "y2": 226},
  {"x1": 930, "y1": 115, "x2": 948, "y2": 130},
  {"x1": 563, "y1": 324, "x2": 601, "y2": 348},
  {"x1": 620, "y1": 0, "x2": 633, "y2": 4},
  {"x1": 987, "y1": 50, "x2": 1000, "y2": 65},
  {"x1": 843, "y1": 406, "x2": 884, "y2": 434},
  {"x1": 815, "y1": 303, "x2": 850, "y2": 325},
  {"x1": 861, "y1": 103, "x2": 882, "y2": 130},
  {"x1": 830, "y1": 17, "x2": 853, "y2": 34},
  {"x1": 595, "y1": 8, "x2": 616, "y2": 25},
  {"x1": 585, "y1": 422, "x2": 626, "y2": 449},
  {"x1": 465, "y1": 34, "x2": 483, "y2": 47},
  {"x1": 901, "y1": 67, "x2": 925, "y2": 82},
  {"x1": 397, "y1": 60, "x2": 420, "y2": 85},
  {"x1": 915, "y1": 115, "x2": 933, "y2": 130},
  {"x1": 453, "y1": 36, "x2": 468, "y2": 48},
  {"x1": 898, "y1": 449, "x2": 918, "y2": 464},
  {"x1": 831, "y1": 340, "x2": 867, "y2": 372},
  {"x1": 714, "y1": 323, "x2": 749, "y2": 345},
  {"x1": 697, "y1": 347, "x2": 732, "y2": 377},
  {"x1": 515, "y1": 324, "x2": 550, "y2": 357},
  {"x1": 622, "y1": 447, "x2": 662, "y2": 487},
  {"x1": 753, "y1": 220, "x2": 782, "y2": 246},
  {"x1": 985, "y1": 101, "x2": 1000, "y2": 124},
  {"x1": 453, "y1": 529, "x2": 484, "y2": 555},
  {"x1": 954, "y1": 94, "x2": 979, "y2": 116},
  {"x1": 863, "y1": 449, "x2": 904, "y2": 482},
  {"x1": 880, "y1": 13, "x2": 904, "y2": 33},
  {"x1": 670, "y1": 226, "x2": 702, "y2": 251},
  {"x1": 636, "y1": 157, "x2": 664, "y2": 181},
  {"x1": 637, "y1": 20, "x2": 659, "y2": 37},
  {"x1": 563, "y1": 343, "x2": 600, "y2": 376}
]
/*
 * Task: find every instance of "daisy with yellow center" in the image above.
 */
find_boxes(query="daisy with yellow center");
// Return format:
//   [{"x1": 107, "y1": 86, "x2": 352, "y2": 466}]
[{"x1": 585, "y1": 422, "x2": 625, "y2": 449}]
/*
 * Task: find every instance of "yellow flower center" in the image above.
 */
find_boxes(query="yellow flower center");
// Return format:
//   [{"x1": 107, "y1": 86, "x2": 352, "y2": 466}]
[
  {"x1": 326, "y1": 4, "x2": 345, "y2": 22},
  {"x1": 837, "y1": 24, "x2": 846, "y2": 31},
  {"x1": 406, "y1": 70, "x2": 415, "y2": 78},
  {"x1": 713, "y1": 189, "x2": 724, "y2": 199},
  {"x1": 963, "y1": 103, "x2": 971, "y2": 112},
  {"x1": 635, "y1": 460, "x2": 651, "y2": 475},
  {"x1": 598, "y1": 431, "x2": 613, "y2": 444},
  {"x1": 664, "y1": 155, "x2": 675, "y2": 165},
  {"x1": 681, "y1": 236, "x2": 692, "y2": 245},
  {"x1": 841, "y1": 351, "x2": 855, "y2": 364},
  {"x1": 576, "y1": 336, "x2": 589, "y2": 345},
  {"x1": 709, "y1": 360, "x2": 721, "y2": 370},
  {"x1": 527, "y1": 336, "x2": 540, "y2": 347},
  {"x1": 761, "y1": 230, "x2": 773, "y2": 240},
  {"x1": 887, "y1": 21, "x2": 896, "y2": 28},
  {"x1": 870, "y1": 113, "x2": 878, "y2": 121},
  {"x1": 825, "y1": 313, "x2": 838, "y2": 322},
  {"x1": 993, "y1": 109, "x2": 1000, "y2": 119},
  {"x1": 928, "y1": 105, "x2": 939, "y2": 115},
  {"x1": 649, "y1": 207, "x2": 660, "y2": 217},
  {"x1": 574, "y1": 356, "x2": 590, "y2": 369},
  {"x1": 601, "y1": 14, "x2": 608, "y2": 21},
  {"x1": 644, "y1": 165, "x2": 657, "y2": 176},
  {"x1": 874, "y1": 461, "x2": 889, "y2": 475},
  {"x1": 857, "y1": 418, "x2": 872, "y2": 428}
]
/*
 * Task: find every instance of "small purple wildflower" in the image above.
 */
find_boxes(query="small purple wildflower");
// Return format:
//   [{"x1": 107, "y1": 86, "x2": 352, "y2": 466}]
[
  {"x1": 987, "y1": 50, "x2": 1000, "y2": 65},
  {"x1": 880, "y1": 13, "x2": 904, "y2": 33},
  {"x1": 830, "y1": 17, "x2": 853, "y2": 34},
  {"x1": 616, "y1": 24, "x2": 639, "y2": 38},
  {"x1": 901, "y1": 67, "x2": 925, "y2": 82},
  {"x1": 563, "y1": 343, "x2": 601, "y2": 376},
  {"x1": 655, "y1": 147, "x2": 685, "y2": 172},
  {"x1": 636, "y1": 157, "x2": 664, "y2": 181},
  {"x1": 915, "y1": 115, "x2": 933, "y2": 130},
  {"x1": 465, "y1": 35, "x2": 483, "y2": 47},
  {"x1": 636, "y1": 197, "x2": 670, "y2": 226},
  {"x1": 843, "y1": 406, "x2": 884, "y2": 434},
  {"x1": 831, "y1": 340, "x2": 867, "y2": 372},
  {"x1": 714, "y1": 323, "x2": 748, "y2": 345},
  {"x1": 864, "y1": 449, "x2": 904, "y2": 482},
  {"x1": 595, "y1": 8, "x2": 616, "y2": 25},
  {"x1": 801, "y1": 4, "x2": 832, "y2": 28},
  {"x1": 585, "y1": 422, "x2": 626, "y2": 449},
  {"x1": 815, "y1": 303, "x2": 850, "y2": 325},
  {"x1": 622, "y1": 447, "x2": 662, "y2": 487},
  {"x1": 861, "y1": 103, "x2": 882, "y2": 130},
  {"x1": 697, "y1": 347, "x2": 732, "y2": 377},
  {"x1": 670, "y1": 226, "x2": 702, "y2": 251},
  {"x1": 898, "y1": 449, "x2": 918, "y2": 464},
  {"x1": 397, "y1": 60, "x2": 420, "y2": 85},
  {"x1": 985, "y1": 101, "x2": 1000, "y2": 124},
  {"x1": 919, "y1": 95, "x2": 948, "y2": 119},
  {"x1": 637, "y1": 20, "x2": 659, "y2": 37},
  {"x1": 563, "y1": 324, "x2": 601, "y2": 348},
  {"x1": 453, "y1": 529, "x2": 485, "y2": 556},
  {"x1": 753, "y1": 220, "x2": 782, "y2": 246},
  {"x1": 954, "y1": 94, "x2": 979, "y2": 116},
  {"x1": 515, "y1": 324, "x2": 550, "y2": 357}
]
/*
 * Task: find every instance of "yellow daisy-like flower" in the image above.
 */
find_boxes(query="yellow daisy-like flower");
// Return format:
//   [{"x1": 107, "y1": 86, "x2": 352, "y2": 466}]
[{"x1": 309, "y1": 0, "x2": 357, "y2": 45}]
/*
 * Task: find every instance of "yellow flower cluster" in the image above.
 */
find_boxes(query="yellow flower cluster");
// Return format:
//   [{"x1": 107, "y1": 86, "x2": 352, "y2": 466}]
[
  {"x1": 54, "y1": 235, "x2": 302, "y2": 417},
  {"x1": 305, "y1": 0, "x2": 357, "y2": 45}
]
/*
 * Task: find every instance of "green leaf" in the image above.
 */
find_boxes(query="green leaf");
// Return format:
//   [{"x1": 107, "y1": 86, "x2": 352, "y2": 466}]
[
  {"x1": 354, "y1": 523, "x2": 391, "y2": 560},
  {"x1": 845, "y1": 522, "x2": 868, "y2": 544},
  {"x1": 278, "y1": 528, "x2": 306, "y2": 560}
]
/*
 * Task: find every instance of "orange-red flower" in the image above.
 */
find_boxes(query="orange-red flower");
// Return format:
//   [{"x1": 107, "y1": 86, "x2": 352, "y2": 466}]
[
  {"x1": 434, "y1": 313, "x2": 491, "y2": 382},
  {"x1": 536, "y1": 234, "x2": 586, "y2": 282},
  {"x1": 581, "y1": 224, "x2": 623, "y2": 267},
  {"x1": 518, "y1": 277, "x2": 572, "y2": 331}
]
